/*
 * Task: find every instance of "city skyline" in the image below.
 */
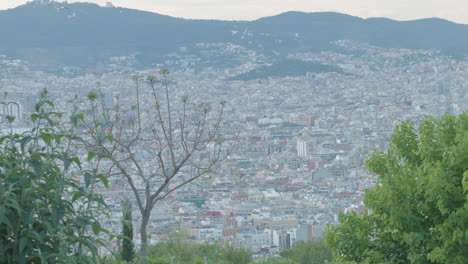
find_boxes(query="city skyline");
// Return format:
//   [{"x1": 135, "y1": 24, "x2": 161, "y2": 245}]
[{"x1": 1, "y1": 0, "x2": 468, "y2": 24}]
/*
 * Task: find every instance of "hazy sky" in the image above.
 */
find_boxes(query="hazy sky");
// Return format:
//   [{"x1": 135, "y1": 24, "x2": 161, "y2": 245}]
[{"x1": 2, "y1": 0, "x2": 468, "y2": 24}]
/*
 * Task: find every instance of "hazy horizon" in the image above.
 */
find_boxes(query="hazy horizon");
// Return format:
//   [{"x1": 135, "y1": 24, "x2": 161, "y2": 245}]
[{"x1": 2, "y1": 0, "x2": 468, "y2": 24}]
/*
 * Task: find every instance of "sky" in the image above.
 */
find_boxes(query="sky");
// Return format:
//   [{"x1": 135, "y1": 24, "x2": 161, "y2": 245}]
[{"x1": 2, "y1": 0, "x2": 468, "y2": 24}]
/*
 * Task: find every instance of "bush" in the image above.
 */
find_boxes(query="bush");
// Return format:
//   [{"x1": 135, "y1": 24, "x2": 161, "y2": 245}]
[
  {"x1": 147, "y1": 233, "x2": 252, "y2": 264},
  {"x1": 280, "y1": 240, "x2": 333, "y2": 264},
  {"x1": 0, "y1": 93, "x2": 108, "y2": 263}
]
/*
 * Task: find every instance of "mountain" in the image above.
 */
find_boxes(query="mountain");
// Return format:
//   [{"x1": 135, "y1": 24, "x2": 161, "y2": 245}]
[{"x1": 1, "y1": 1, "x2": 467, "y2": 69}]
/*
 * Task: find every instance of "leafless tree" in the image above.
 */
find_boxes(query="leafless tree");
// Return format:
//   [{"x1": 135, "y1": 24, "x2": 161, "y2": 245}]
[{"x1": 76, "y1": 70, "x2": 229, "y2": 261}]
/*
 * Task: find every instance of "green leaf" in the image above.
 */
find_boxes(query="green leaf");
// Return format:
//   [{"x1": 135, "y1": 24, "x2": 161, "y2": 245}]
[
  {"x1": 84, "y1": 172, "x2": 92, "y2": 188},
  {"x1": 52, "y1": 205, "x2": 66, "y2": 225},
  {"x1": 31, "y1": 160, "x2": 43, "y2": 177},
  {"x1": 64, "y1": 158, "x2": 72, "y2": 171},
  {"x1": 72, "y1": 157, "x2": 81, "y2": 170},
  {"x1": 72, "y1": 192, "x2": 84, "y2": 203},
  {"x1": 97, "y1": 174, "x2": 109, "y2": 188},
  {"x1": 92, "y1": 222, "x2": 100, "y2": 235},
  {"x1": 30, "y1": 113, "x2": 39, "y2": 122},
  {"x1": 5, "y1": 115, "x2": 15, "y2": 123},
  {"x1": 0, "y1": 206, "x2": 13, "y2": 231},
  {"x1": 20, "y1": 136, "x2": 32, "y2": 152},
  {"x1": 87, "y1": 91, "x2": 97, "y2": 102},
  {"x1": 40, "y1": 132, "x2": 53, "y2": 146},
  {"x1": 87, "y1": 151, "x2": 96, "y2": 161},
  {"x1": 30, "y1": 231, "x2": 44, "y2": 243},
  {"x1": 19, "y1": 237, "x2": 27, "y2": 253}
]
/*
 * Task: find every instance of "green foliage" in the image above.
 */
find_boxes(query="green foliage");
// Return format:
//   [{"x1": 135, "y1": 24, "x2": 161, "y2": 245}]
[
  {"x1": 146, "y1": 237, "x2": 331, "y2": 264},
  {"x1": 0, "y1": 93, "x2": 108, "y2": 263},
  {"x1": 147, "y1": 234, "x2": 252, "y2": 264},
  {"x1": 121, "y1": 200, "x2": 135, "y2": 261},
  {"x1": 326, "y1": 113, "x2": 468, "y2": 264},
  {"x1": 220, "y1": 246, "x2": 252, "y2": 264},
  {"x1": 280, "y1": 240, "x2": 333, "y2": 264}
]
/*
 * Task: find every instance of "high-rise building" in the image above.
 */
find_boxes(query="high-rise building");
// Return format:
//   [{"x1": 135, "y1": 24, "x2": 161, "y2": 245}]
[
  {"x1": 279, "y1": 232, "x2": 291, "y2": 249},
  {"x1": 296, "y1": 138, "x2": 309, "y2": 159}
]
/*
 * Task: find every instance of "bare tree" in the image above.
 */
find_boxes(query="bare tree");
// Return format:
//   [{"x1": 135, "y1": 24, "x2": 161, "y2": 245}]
[{"x1": 77, "y1": 70, "x2": 229, "y2": 261}]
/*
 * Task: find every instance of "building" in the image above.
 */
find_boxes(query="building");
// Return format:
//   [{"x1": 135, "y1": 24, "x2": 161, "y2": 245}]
[
  {"x1": 296, "y1": 138, "x2": 309, "y2": 159},
  {"x1": 296, "y1": 224, "x2": 327, "y2": 242},
  {"x1": 279, "y1": 232, "x2": 292, "y2": 249}
]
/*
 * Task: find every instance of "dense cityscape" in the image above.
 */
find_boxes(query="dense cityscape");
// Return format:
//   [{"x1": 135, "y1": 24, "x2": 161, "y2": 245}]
[
  {"x1": 2, "y1": 36, "x2": 467, "y2": 254},
  {"x1": 1, "y1": 1, "x2": 467, "y2": 263}
]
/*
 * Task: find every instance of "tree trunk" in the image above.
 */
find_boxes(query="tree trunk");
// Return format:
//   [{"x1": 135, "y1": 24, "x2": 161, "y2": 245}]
[{"x1": 140, "y1": 213, "x2": 149, "y2": 264}]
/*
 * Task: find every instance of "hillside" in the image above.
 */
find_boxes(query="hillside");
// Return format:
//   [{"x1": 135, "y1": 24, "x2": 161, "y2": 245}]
[
  {"x1": 1, "y1": 1, "x2": 467, "y2": 69},
  {"x1": 230, "y1": 60, "x2": 344, "y2": 81}
]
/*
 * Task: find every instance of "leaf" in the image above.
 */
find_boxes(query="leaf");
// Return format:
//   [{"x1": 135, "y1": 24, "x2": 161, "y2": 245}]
[
  {"x1": 52, "y1": 205, "x2": 66, "y2": 225},
  {"x1": 72, "y1": 157, "x2": 81, "y2": 170},
  {"x1": 97, "y1": 174, "x2": 109, "y2": 188},
  {"x1": 0, "y1": 206, "x2": 13, "y2": 231},
  {"x1": 40, "y1": 132, "x2": 53, "y2": 146},
  {"x1": 84, "y1": 172, "x2": 92, "y2": 188},
  {"x1": 87, "y1": 151, "x2": 96, "y2": 161},
  {"x1": 30, "y1": 231, "x2": 44, "y2": 243},
  {"x1": 72, "y1": 192, "x2": 84, "y2": 203},
  {"x1": 92, "y1": 222, "x2": 100, "y2": 235},
  {"x1": 64, "y1": 158, "x2": 72, "y2": 171},
  {"x1": 19, "y1": 237, "x2": 27, "y2": 253},
  {"x1": 43, "y1": 100, "x2": 54, "y2": 107},
  {"x1": 30, "y1": 113, "x2": 39, "y2": 122},
  {"x1": 86, "y1": 91, "x2": 97, "y2": 102},
  {"x1": 31, "y1": 160, "x2": 43, "y2": 177},
  {"x1": 5, "y1": 115, "x2": 15, "y2": 123},
  {"x1": 20, "y1": 136, "x2": 32, "y2": 152}
]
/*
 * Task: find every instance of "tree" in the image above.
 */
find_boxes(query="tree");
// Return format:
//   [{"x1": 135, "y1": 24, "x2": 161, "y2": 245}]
[
  {"x1": 79, "y1": 70, "x2": 230, "y2": 262},
  {"x1": 122, "y1": 200, "x2": 135, "y2": 261},
  {"x1": 220, "y1": 246, "x2": 252, "y2": 264},
  {"x1": 147, "y1": 232, "x2": 214, "y2": 264},
  {"x1": 280, "y1": 240, "x2": 333, "y2": 264},
  {"x1": 325, "y1": 113, "x2": 468, "y2": 264},
  {"x1": 146, "y1": 236, "x2": 252, "y2": 264},
  {"x1": 0, "y1": 92, "x2": 108, "y2": 263}
]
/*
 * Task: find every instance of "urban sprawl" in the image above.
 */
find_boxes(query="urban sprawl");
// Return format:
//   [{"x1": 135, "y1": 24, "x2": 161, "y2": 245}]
[{"x1": 1, "y1": 40, "x2": 467, "y2": 257}]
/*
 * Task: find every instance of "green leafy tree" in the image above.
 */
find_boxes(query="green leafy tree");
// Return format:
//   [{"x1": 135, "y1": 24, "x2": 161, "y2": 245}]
[
  {"x1": 280, "y1": 240, "x2": 333, "y2": 264},
  {"x1": 122, "y1": 200, "x2": 135, "y2": 261},
  {"x1": 147, "y1": 232, "x2": 223, "y2": 264},
  {"x1": 147, "y1": 234, "x2": 252, "y2": 264},
  {"x1": 147, "y1": 231, "x2": 198, "y2": 263},
  {"x1": 325, "y1": 113, "x2": 468, "y2": 264},
  {"x1": 0, "y1": 93, "x2": 108, "y2": 263},
  {"x1": 220, "y1": 246, "x2": 252, "y2": 264}
]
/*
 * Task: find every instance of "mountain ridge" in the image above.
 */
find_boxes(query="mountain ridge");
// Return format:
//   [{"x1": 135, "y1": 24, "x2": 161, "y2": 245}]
[{"x1": 1, "y1": 1, "x2": 467, "y2": 69}]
